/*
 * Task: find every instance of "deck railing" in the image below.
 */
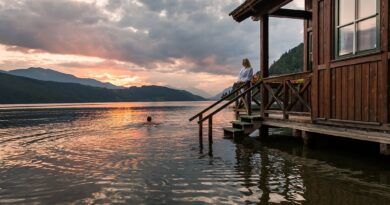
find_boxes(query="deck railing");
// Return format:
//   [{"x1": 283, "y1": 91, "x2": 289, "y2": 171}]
[
  {"x1": 189, "y1": 71, "x2": 312, "y2": 151},
  {"x1": 262, "y1": 71, "x2": 312, "y2": 119},
  {"x1": 189, "y1": 80, "x2": 263, "y2": 149}
]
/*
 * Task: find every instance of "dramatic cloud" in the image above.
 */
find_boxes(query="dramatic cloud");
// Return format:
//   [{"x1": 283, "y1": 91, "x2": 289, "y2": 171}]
[{"x1": 0, "y1": 0, "x2": 304, "y2": 94}]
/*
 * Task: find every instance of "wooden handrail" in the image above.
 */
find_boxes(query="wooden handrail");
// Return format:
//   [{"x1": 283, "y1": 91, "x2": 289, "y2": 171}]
[
  {"x1": 188, "y1": 81, "x2": 249, "y2": 121},
  {"x1": 198, "y1": 81, "x2": 263, "y2": 124},
  {"x1": 263, "y1": 71, "x2": 311, "y2": 83}
]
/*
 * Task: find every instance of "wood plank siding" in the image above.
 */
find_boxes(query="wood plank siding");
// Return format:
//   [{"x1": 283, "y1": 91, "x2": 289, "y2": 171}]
[{"x1": 311, "y1": 0, "x2": 389, "y2": 124}]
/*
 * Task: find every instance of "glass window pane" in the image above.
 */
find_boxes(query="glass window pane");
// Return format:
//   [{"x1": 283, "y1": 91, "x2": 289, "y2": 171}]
[
  {"x1": 339, "y1": 0, "x2": 355, "y2": 25},
  {"x1": 338, "y1": 24, "x2": 354, "y2": 56},
  {"x1": 357, "y1": 18, "x2": 377, "y2": 51},
  {"x1": 358, "y1": 0, "x2": 377, "y2": 19}
]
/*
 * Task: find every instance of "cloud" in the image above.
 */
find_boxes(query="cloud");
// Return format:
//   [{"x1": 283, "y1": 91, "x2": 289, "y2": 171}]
[
  {"x1": 0, "y1": 0, "x2": 304, "y2": 94},
  {"x1": 0, "y1": 0, "x2": 304, "y2": 75}
]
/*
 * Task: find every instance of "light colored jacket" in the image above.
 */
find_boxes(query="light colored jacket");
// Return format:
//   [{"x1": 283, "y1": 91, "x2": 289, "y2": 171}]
[{"x1": 238, "y1": 67, "x2": 253, "y2": 82}]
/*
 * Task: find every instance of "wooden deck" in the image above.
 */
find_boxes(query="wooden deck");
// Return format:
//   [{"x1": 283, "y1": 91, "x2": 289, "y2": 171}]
[
  {"x1": 260, "y1": 117, "x2": 390, "y2": 144},
  {"x1": 224, "y1": 111, "x2": 390, "y2": 145}
]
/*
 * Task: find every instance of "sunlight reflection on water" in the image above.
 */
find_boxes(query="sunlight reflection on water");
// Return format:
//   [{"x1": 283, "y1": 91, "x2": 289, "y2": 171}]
[{"x1": 0, "y1": 102, "x2": 390, "y2": 204}]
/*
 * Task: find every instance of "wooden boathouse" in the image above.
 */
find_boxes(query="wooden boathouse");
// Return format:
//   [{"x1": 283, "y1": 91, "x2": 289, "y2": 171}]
[{"x1": 190, "y1": 0, "x2": 390, "y2": 155}]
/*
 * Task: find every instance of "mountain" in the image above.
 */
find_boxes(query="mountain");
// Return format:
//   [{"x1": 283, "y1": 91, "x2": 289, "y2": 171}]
[
  {"x1": 269, "y1": 43, "x2": 304, "y2": 75},
  {"x1": 184, "y1": 87, "x2": 212, "y2": 99},
  {"x1": 6, "y1": 67, "x2": 124, "y2": 89},
  {"x1": 210, "y1": 87, "x2": 232, "y2": 100},
  {"x1": 0, "y1": 72, "x2": 205, "y2": 104}
]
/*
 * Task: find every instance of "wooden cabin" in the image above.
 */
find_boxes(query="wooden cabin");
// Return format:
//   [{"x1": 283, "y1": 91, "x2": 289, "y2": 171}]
[{"x1": 190, "y1": 0, "x2": 390, "y2": 155}]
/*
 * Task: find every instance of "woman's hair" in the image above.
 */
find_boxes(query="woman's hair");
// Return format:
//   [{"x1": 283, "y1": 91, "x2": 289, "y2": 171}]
[{"x1": 242, "y1": 58, "x2": 251, "y2": 68}]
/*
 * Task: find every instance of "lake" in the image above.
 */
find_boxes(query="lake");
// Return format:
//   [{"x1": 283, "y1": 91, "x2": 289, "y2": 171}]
[{"x1": 0, "y1": 102, "x2": 390, "y2": 204}]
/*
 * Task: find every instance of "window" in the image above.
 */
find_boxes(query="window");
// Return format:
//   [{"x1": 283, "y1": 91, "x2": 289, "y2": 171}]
[{"x1": 336, "y1": 0, "x2": 379, "y2": 57}]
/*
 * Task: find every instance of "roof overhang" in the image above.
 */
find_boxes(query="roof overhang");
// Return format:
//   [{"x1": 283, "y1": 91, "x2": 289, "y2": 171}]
[{"x1": 229, "y1": 0, "x2": 293, "y2": 22}]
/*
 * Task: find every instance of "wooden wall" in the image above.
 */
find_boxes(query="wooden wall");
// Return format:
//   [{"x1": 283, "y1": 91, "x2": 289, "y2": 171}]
[{"x1": 310, "y1": 0, "x2": 389, "y2": 124}]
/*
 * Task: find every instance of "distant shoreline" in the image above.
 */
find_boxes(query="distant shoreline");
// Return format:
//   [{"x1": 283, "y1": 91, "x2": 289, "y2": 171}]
[{"x1": 0, "y1": 101, "x2": 215, "y2": 110}]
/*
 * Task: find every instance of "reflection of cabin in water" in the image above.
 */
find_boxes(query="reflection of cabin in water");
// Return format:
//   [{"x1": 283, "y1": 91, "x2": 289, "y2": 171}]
[{"x1": 190, "y1": 0, "x2": 390, "y2": 155}]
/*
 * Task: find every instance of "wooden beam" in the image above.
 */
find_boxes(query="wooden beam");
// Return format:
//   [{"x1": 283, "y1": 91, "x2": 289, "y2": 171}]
[
  {"x1": 260, "y1": 15, "x2": 269, "y2": 118},
  {"x1": 270, "y1": 9, "x2": 312, "y2": 20},
  {"x1": 264, "y1": 83, "x2": 284, "y2": 110},
  {"x1": 231, "y1": 0, "x2": 292, "y2": 22},
  {"x1": 286, "y1": 81, "x2": 311, "y2": 111}
]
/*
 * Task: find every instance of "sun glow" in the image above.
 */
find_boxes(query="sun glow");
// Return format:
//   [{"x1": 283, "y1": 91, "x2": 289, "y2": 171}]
[{"x1": 0, "y1": 44, "x2": 232, "y2": 94}]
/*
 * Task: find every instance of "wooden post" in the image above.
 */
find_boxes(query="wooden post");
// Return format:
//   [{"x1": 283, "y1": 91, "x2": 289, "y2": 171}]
[
  {"x1": 199, "y1": 114, "x2": 203, "y2": 149},
  {"x1": 235, "y1": 87, "x2": 240, "y2": 119},
  {"x1": 247, "y1": 82, "x2": 252, "y2": 116},
  {"x1": 380, "y1": 0, "x2": 389, "y2": 124},
  {"x1": 260, "y1": 15, "x2": 269, "y2": 138},
  {"x1": 208, "y1": 117, "x2": 213, "y2": 145},
  {"x1": 260, "y1": 15, "x2": 269, "y2": 118}
]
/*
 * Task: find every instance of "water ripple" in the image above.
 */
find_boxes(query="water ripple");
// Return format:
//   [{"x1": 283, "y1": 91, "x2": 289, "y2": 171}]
[{"x1": 0, "y1": 102, "x2": 390, "y2": 204}]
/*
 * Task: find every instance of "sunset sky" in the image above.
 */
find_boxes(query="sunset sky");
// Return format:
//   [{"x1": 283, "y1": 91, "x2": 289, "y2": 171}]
[{"x1": 0, "y1": 0, "x2": 304, "y2": 95}]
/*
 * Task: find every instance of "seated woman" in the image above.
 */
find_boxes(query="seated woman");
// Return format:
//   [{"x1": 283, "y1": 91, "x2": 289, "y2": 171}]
[
  {"x1": 232, "y1": 59, "x2": 254, "y2": 110},
  {"x1": 233, "y1": 58, "x2": 254, "y2": 90}
]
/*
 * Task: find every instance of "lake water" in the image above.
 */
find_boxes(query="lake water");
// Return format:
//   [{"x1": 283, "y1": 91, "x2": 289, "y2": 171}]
[{"x1": 0, "y1": 102, "x2": 390, "y2": 204}]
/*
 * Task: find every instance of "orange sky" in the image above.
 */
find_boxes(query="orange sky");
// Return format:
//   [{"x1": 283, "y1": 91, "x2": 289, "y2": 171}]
[{"x1": 0, "y1": 44, "x2": 237, "y2": 94}]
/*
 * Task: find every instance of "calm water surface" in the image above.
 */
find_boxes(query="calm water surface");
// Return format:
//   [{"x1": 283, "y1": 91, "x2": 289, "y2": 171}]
[{"x1": 0, "y1": 102, "x2": 390, "y2": 204}]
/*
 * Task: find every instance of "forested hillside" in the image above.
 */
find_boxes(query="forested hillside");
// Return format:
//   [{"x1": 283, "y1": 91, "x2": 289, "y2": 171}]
[
  {"x1": 0, "y1": 73, "x2": 205, "y2": 104},
  {"x1": 269, "y1": 43, "x2": 303, "y2": 75}
]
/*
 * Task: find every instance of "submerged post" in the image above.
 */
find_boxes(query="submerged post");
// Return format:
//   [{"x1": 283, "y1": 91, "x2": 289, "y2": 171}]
[
  {"x1": 199, "y1": 114, "x2": 203, "y2": 149},
  {"x1": 208, "y1": 117, "x2": 213, "y2": 156},
  {"x1": 208, "y1": 117, "x2": 213, "y2": 145}
]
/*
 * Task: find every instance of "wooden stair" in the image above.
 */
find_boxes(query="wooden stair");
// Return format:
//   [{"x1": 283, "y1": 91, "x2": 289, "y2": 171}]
[{"x1": 223, "y1": 115, "x2": 262, "y2": 139}]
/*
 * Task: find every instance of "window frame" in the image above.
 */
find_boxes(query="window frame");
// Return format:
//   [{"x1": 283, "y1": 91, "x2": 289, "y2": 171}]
[{"x1": 334, "y1": 0, "x2": 380, "y2": 60}]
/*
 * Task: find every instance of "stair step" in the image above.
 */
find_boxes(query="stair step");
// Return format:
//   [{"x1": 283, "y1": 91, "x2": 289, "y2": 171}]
[
  {"x1": 223, "y1": 127, "x2": 244, "y2": 133},
  {"x1": 223, "y1": 127, "x2": 244, "y2": 139},
  {"x1": 240, "y1": 115, "x2": 262, "y2": 123},
  {"x1": 231, "y1": 120, "x2": 252, "y2": 125},
  {"x1": 231, "y1": 120, "x2": 253, "y2": 129}
]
